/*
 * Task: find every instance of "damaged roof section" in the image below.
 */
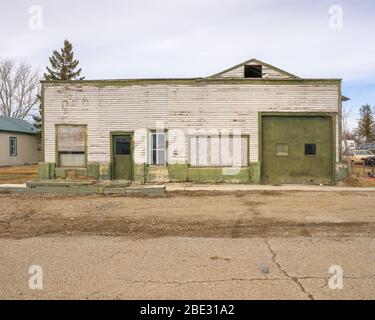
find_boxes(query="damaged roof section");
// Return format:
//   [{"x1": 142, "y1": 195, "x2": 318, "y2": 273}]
[{"x1": 208, "y1": 58, "x2": 299, "y2": 80}]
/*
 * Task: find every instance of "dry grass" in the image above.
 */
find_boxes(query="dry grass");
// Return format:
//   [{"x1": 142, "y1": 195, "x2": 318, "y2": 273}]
[
  {"x1": 0, "y1": 165, "x2": 38, "y2": 184},
  {"x1": 344, "y1": 164, "x2": 375, "y2": 187}
]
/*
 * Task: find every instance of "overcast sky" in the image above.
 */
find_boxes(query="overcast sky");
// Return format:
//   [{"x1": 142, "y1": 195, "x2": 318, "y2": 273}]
[{"x1": 1, "y1": 0, "x2": 374, "y2": 129}]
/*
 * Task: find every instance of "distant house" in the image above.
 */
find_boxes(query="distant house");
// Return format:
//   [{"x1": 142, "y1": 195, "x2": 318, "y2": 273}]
[
  {"x1": 0, "y1": 116, "x2": 39, "y2": 166},
  {"x1": 40, "y1": 57, "x2": 348, "y2": 184}
]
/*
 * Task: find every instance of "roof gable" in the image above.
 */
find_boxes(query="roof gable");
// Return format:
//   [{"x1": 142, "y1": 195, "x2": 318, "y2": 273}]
[
  {"x1": 0, "y1": 116, "x2": 37, "y2": 134},
  {"x1": 208, "y1": 58, "x2": 299, "y2": 79}
]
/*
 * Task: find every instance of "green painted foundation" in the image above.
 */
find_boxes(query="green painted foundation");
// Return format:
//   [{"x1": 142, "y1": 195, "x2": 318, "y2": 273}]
[
  {"x1": 249, "y1": 162, "x2": 261, "y2": 184},
  {"x1": 147, "y1": 166, "x2": 169, "y2": 182},
  {"x1": 37, "y1": 161, "x2": 262, "y2": 184},
  {"x1": 99, "y1": 162, "x2": 111, "y2": 180},
  {"x1": 168, "y1": 164, "x2": 189, "y2": 182},
  {"x1": 87, "y1": 162, "x2": 100, "y2": 179},
  {"x1": 55, "y1": 167, "x2": 66, "y2": 178},
  {"x1": 188, "y1": 167, "x2": 250, "y2": 184},
  {"x1": 38, "y1": 159, "x2": 340, "y2": 185},
  {"x1": 134, "y1": 163, "x2": 147, "y2": 184},
  {"x1": 335, "y1": 163, "x2": 349, "y2": 182},
  {"x1": 38, "y1": 162, "x2": 55, "y2": 180}
]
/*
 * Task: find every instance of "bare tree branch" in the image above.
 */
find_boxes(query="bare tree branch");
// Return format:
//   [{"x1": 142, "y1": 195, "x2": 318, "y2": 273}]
[
  {"x1": 0, "y1": 59, "x2": 40, "y2": 119},
  {"x1": 342, "y1": 104, "x2": 352, "y2": 139}
]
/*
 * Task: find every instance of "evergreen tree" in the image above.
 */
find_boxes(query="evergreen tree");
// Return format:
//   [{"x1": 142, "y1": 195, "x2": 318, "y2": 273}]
[
  {"x1": 44, "y1": 39, "x2": 84, "y2": 80},
  {"x1": 357, "y1": 104, "x2": 375, "y2": 142},
  {"x1": 32, "y1": 94, "x2": 42, "y2": 138}
]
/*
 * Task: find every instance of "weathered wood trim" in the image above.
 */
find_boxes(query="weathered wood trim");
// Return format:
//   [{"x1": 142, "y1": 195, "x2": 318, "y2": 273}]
[
  {"x1": 41, "y1": 83, "x2": 45, "y2": 162},
  {"x1": 109, "y1": 131, "x2": 134, "y2": 180},
  {"x1": 41, "y1": 78, "x2": 342, "y2": 86}
]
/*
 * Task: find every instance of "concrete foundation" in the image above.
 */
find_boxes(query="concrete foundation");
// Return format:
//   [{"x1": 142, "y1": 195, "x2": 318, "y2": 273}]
[
  {"x1": 37, "y1": 160, "x2": 340, "y2": 185},
  {"x1": 335, "y1": 162, "x2": 349, "y2": 182}
]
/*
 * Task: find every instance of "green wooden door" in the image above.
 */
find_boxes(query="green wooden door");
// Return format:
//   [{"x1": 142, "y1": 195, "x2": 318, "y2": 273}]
[
  {"x1": 112, "y1": 134, "x2": 133, "y2": 180},
  {"x1": 262, "y1": 116, "x2": 333, "y2": 184}
]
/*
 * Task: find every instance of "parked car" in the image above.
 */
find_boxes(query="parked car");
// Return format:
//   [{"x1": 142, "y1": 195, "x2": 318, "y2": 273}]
[
  {"x1": 365, "y1": 156, "x2": 375, "y2": 167},
  {"x1": 357, "y1": 143, "x2": 375, "y2": 154},
  {"x1": 344, "y1": 150, "x2": 375, "y2": 164}
]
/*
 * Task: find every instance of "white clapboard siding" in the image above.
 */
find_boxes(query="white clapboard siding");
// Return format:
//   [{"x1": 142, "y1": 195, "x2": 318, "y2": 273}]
[{"x1": 43, "y1": 82, "x2": 340, "y2": 164}]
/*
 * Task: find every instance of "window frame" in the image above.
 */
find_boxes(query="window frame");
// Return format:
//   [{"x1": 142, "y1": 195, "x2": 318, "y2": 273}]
[
  {"x1": 304, "y1": 143, "x2": 317, "y2": 156},
  {"x1": 55, "y1": 124, "x2": 87, "y2": 168},
  {"x1": 244, "y1": 65, "x2": 263, "y2": 78},
  {"x1": 149, "y1": 131, "x2": 167, "y2": 166},
  {"x1": 114, "y1": 136, "x2": 132, "y2": 156},
  {"x1": 9, "y1": 137, "x2": 17, "y2": 157},
  {"x1": 276, "y1": 143, "x2": 289, "y2": 156}
]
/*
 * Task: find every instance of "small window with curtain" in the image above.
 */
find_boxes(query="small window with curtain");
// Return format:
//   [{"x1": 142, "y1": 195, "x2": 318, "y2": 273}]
[
  {"x1": 9, "y1": 137, "x2": 17, "y2": 156},
  {"x1": 57, "y1": 125, "x2": 86, "y2": 167},
  {"x1": 150, "y1": 132, "x2": 166, "y2": 165}
]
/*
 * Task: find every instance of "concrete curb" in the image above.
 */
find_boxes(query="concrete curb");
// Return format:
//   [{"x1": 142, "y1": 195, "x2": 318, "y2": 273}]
[
  {"x1": 1, "y1": 182, "x2": 374, "y2": 193},
  {"x1": 0, "y1": 181, "x2": 166, "y2": 195},
  {"x1": 166, "y1": 183, "x2": 375, "y2": 192}
]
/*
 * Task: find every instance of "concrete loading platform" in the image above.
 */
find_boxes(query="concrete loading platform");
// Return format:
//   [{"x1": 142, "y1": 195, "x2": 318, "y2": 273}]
[{"x1": 0, "y1": 180, "x2": 166, "y2": 195}]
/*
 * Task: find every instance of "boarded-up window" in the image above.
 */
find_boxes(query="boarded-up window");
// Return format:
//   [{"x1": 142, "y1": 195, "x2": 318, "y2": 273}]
[
  {"x1": 57, "y1": 125, "x2": 86, "y2": 167},
  {"x1": 276, "y1": 143, "x2": 289, "y2": 156},
  {"x1": 189, "y1": 135, "x2": 248, "y2": 166}
]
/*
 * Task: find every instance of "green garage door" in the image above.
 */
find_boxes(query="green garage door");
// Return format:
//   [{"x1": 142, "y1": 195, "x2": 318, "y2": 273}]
[{"x1": 262, "y1": 115, "x2": 333, "y2": 184}]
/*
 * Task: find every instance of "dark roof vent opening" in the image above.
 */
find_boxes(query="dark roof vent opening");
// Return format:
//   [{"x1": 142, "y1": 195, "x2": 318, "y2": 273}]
[{"x1": 244, "y1": 65, "x2": 262, "y2": 78}]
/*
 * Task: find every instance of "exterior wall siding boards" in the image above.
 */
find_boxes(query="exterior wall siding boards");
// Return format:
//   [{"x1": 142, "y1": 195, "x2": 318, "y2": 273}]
[
  {"x1": 0, "y1": 132, "x2": 39, "y2": 166},
  {"x1": 43, "y1": 80, "x2": 341, "y2": 183}
]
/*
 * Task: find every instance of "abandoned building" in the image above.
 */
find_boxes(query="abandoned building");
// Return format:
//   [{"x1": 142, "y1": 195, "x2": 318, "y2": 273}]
[{"x1": 39, "y1": 58, "x2": 348, "y2": 184}]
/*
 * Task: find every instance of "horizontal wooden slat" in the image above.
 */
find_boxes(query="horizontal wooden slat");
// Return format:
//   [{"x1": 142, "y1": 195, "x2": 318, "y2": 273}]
[
  {"x1": 43, "y1": 82, "x2": 340, "y2": 164},
  {"x1": 57, "y1": 125, "x2": 85, "y2": 152}
]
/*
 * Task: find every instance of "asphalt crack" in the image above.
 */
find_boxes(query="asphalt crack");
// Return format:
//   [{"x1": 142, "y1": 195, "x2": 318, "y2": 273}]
[
  {"x1": 128, "y1": 277, "x2": 287, "y2": 286},
  {"x1": 265, "y1": 238, "x2": 315, "y2": 300}
]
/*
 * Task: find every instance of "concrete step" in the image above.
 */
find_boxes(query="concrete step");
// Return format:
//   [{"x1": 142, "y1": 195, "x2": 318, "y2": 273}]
[{"x1": 125, "y1": 185, "x2": 166, "y2": 195}]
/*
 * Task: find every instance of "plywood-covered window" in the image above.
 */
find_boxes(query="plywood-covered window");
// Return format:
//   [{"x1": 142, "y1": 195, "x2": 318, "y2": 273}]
[
  {"x1": 57, "y1": 125, "x2": 86, "y2": 167},
  {"x1": 189, "y1": 135, "x2": 248, "y2": 167},
  {"x1": 276, "y1": 143, "x2": 289, "y2": 156}
]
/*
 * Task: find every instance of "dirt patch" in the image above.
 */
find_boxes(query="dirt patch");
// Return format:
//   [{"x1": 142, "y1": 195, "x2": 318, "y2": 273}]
[
  {"x1": 0, "y1": 165, "x2": 37, "y2": 184},
  {"x1": 0, "y1": 191, "x2": 374, "y2": 239},
  {"x1": 343, "y1": 176, "x2": 375, "y2": 187}
]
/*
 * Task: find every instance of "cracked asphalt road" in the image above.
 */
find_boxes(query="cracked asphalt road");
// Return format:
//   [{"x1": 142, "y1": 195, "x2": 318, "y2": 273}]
[
  {"x1": 1, "y1": 236, "x2": 374, "y2": 299},
  {"x1": 1, "y1": 191, "x2": 375, "y2": 299}
]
